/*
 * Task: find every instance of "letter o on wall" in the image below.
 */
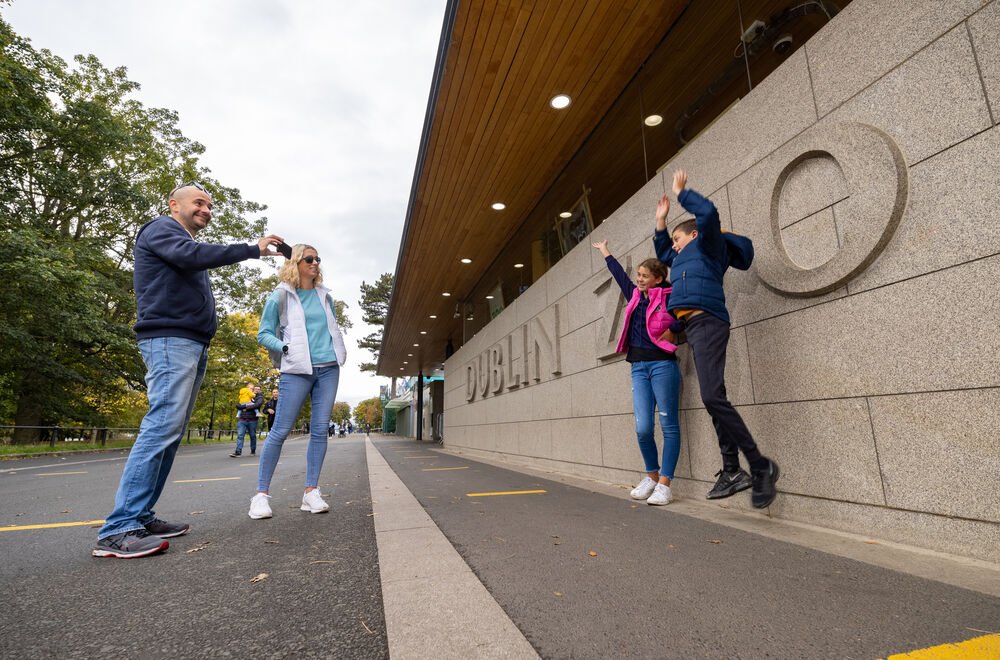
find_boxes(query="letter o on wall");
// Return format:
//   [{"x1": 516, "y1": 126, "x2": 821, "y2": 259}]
[{"x1": 754, "y1": 122, "x2": 908, "y2": 297}]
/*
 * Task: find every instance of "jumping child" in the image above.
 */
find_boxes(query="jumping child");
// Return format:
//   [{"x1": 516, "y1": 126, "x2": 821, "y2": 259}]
[
  {"x1": 653, "y1": 170, "x2": 779, "y2": 508},
  {"x1": 592, "y1": 238, "x2": 683, "y2": 505}
]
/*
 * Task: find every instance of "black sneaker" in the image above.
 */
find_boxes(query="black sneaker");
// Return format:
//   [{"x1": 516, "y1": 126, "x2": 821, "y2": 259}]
[
  {"x1": 706, "y1": 469, "x2": 752, "y2": 500},
  {"x1": 144, "y1": 517, "x2": 190, "y2": 539},
  {"x1": 92, "y1": 529, "x2": 168, "y2": 558},
  {"x1": 229, "y1": 451, "x2": 241, "y2": 457},
  {"x1": 751, "y1": 459, "x2": 780, "y2": 509}
]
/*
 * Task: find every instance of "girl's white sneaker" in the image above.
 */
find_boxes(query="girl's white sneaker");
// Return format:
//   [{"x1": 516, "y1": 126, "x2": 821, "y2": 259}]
[
  {"x1": 301, "y1": 489, "x2": 330, "y2": 513},
  {"x1": 249, "y1": 493, "x2": 273, "y2": 519},
  {"x1": 647, "y1": 483, "x2": 672, "y2": 506},
  {"x1": 630, "y1": 476, "x2": 657, "y2": 500}
]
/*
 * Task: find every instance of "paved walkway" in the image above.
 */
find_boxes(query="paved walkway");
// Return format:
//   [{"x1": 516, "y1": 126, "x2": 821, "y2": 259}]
[{"x1": 1, "y1": 434, "x2": 997, "y2": 658}]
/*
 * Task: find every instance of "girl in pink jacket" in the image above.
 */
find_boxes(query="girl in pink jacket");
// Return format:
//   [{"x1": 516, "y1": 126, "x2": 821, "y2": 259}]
[{"x1": 593, "y1": 239, "x2": 683, "y2": 505}]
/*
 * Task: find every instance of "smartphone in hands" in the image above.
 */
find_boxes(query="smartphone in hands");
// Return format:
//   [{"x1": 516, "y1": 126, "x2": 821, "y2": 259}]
[{"x1": 277, "y1": 242, "x2": 292, "y2": 259}]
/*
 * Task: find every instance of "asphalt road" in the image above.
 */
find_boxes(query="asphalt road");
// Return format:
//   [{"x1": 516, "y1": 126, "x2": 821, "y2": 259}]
[
  {"x1": 0, "y1": 436, "x2": 387, "y2": 659},
  {"x1": 2, "y1": 434, "x2": 997, "y2": 659},
  {"x1": 372, "y1": 438, "x2": 1000, "y2": 660}
]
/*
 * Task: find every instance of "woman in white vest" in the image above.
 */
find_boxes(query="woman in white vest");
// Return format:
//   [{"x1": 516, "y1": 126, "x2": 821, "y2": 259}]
[{"x1": 249, "y1": 244, "x2": 347, "y2": 519}]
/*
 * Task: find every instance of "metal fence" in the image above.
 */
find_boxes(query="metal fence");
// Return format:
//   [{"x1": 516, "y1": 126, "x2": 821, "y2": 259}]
[{"x1": 0, "y1": 425, "x2": 237, "y2": 449}]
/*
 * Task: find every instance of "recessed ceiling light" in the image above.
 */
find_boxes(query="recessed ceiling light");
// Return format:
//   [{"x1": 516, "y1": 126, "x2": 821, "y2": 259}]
[
  {"x1": 413, "y1": 343, "x2": 419, "y2": 347},
  {"x1": 514, "y1": 263, "x2": 524, "y2": 268},
  {"x1": 400, "y1": 367, "x2": 404, "y2": 371},
  {"x1": 460, "y1": 258, "x2": 471, "y2": 264},
  {"x1": 485, "y1": 295, "x2": 494, "y2": 300},
  {"x1": 559, "y1": 211, "x2": 572, "y2": 218},
  {"x1": 420, "y1": 331, "x2": 427, "y2": 335},
  {"x1": 403, "y1": 361, "x2": 408, "y2": 364},
  {"x1": 644, "y1": 114, "x2": 663, "y2": 127},
  {"x1": 491, "y1": 202, "x2": 506, "y2": 211},
  {"x1": 429, "y1": 315, "x2": 437, "y2": 319},
  {"x1": 550, "y1": 94, "x2": 571, "y2": 109},
  {"x1": 442, "y1": 292, "x2": 451, "y2": 297},
  {"x1": 407, "y1": 353, "x2": 413, "y2": 357}
]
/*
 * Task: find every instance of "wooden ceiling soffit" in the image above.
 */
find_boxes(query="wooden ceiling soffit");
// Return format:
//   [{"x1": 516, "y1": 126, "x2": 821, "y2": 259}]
[{"x1": 379, "y1": 0, "x2": 688, "y2": 376}]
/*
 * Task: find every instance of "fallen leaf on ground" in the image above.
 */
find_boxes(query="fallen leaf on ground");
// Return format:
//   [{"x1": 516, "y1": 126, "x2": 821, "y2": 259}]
[
  {"x1": 588, "y1": 551, "x2": 598, "y2": 557},
  {"x1": 60, "y1": 510, "x2": 71, "y2": 514},
  {"x1": 864, "y1": 540, "x2": 880, "y2": 545},
  {"x1": 667, "y1": 544, "x2": 675, "y2": 549},
  {"x1": 189, "y1": 511, "x2": 205, "y2": 515},
  {"x1": 264, "y1": 540, "x2": 280, "y2": 544},
  {"x1": 553, "y1": 592, "x2": 563, "y2": 597},
  {"x1": 309, "y1": 560, "x2": 337, "y2": 564},
  {"x1": 186, "y1": 542, "x2": 211, "y2": 554},
  {"x1": 709, "y1": 539, "x2": 722, "y2": 544},
  {"x1": 250, "y1": 573, "x2": 269, "y2": 583}
]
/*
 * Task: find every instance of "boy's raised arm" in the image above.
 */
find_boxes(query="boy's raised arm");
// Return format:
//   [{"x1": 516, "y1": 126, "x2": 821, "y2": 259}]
[
  {"x1": 653, "y1": 193, "x2": 676, "y2": 265},
  {"x1": 674, "y1": 169, "x2": 724, "y2": 261}
]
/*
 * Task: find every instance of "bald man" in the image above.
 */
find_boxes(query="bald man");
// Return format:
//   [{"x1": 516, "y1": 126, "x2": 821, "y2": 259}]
[{"x1": 94, "y1": 182, "x2": 285, "y2": 558}]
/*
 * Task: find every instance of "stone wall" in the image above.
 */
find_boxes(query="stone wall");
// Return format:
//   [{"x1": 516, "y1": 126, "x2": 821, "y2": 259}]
[{"x1": 443, "y1": 0, "x2": 1000, "y2": 563}]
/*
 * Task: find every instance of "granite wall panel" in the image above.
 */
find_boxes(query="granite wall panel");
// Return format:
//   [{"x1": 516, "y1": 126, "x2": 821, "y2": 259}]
[
  {"x1": 747, "y1": 255, "x2": 1000, "y2": 402},
  {"x1": 968, "y1": 1, "x2": 1000, "y2": 125},
  {"x1": 806, "y1": 0, "x2": 986, "y2": 116},
  {"x1": 824, "y1": 22, "x2": 992, "y2": 166},
  {"x1": 550, "y1": 416, "x2": 603, "y2": 467},
  {"x1": 847, "y1": 124, "x2": 1000, "y2": 294},
  {"x1": 870, "y1": 388, "x2": 1000, "y2": 522}
]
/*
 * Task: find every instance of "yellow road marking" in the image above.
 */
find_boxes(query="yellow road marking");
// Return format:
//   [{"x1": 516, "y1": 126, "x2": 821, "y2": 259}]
[
  {"x1": 423, "y1": 466, "x2": 469, "y2": 472},
  {"x1": 466, "y1": 490, "x2": 546, "y2": 497},
  {"x1": 0, "y1": 519, "x2": 105, "y2": 532},
  {"x1": 887, "y1": 634, "x2": 1000, "y2": 658},
  {"x1": 36, "y1": 471, "x2": 88, "y2": 476},
  {"x1": 173, "y1": 477, "x2": 241, "y2": 483}
]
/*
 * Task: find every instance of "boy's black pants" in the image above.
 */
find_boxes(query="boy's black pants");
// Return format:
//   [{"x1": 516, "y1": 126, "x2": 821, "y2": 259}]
[{"x1": 684, "y1": 312, "x2": 766, "y2": 473}]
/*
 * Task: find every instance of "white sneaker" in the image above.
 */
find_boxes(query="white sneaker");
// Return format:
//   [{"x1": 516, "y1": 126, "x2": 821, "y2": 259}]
[
  {"x1": 630, "y1": 476, "x2": 657, "y2": 500},
  {"x1": 647, "y1": 483, "x2": 672, "y2": 506},
  {"x1": 300, "y1": 489, "x2": 330, "y2": 513},
  {"x1": 249, "y1": 493, "x2": 272, "y2": 519}
]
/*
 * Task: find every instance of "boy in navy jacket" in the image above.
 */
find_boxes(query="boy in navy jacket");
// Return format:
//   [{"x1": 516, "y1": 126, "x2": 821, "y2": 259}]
[{"x1": 653, "y1": 170, "x2": 779, "y2": 508}]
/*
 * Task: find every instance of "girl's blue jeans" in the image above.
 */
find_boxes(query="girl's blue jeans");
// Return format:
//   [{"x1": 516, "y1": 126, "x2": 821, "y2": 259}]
[
  {"x1": 630, "y1": 360, "x2": 682, "y2": 480},
  {"x1": 257, "y1": 365, "x2": 340, "y2": 492}
]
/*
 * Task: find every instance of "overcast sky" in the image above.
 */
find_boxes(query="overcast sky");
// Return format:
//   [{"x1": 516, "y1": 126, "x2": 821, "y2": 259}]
[{"x1": 4, "y1": 0, "x2": 447, "y2": 407}]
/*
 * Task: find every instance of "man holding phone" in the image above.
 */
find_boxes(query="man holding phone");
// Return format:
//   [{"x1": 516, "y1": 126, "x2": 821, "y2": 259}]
[{"x1": 93, "y1": 182, "x2": 287, "y2": 558}]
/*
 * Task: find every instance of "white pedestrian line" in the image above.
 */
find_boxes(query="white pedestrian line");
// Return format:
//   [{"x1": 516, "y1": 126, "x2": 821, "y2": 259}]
[{"x1": 366, "y1": 438, "x2": 538, "y2": 659}]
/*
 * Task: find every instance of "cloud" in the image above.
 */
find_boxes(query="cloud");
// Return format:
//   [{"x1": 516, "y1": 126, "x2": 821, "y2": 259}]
[{"x1": 5, "y1": 0, "x2": 446, "y2": 408}]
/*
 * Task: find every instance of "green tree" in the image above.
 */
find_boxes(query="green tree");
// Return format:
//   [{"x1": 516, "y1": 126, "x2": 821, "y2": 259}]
[
  {"x1": 0, "y1": 19, "x2": 269, "y2": 441},
  {"x1": 331, "y1": 401, "x2": 351, "y2": 426},
  {"x1": 357, "y1": 272, "x2": 393, "y2": 373},
  {"x1": 353, "y1": 397, "x2": 383, "y2": 428}
]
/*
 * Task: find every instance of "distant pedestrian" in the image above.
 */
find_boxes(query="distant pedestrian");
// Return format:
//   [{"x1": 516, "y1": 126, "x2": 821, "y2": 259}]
[
  {"x1": 231, "y1": 384, "x2": 263, "y2": 457},
  {"x1": 93, "y1": 181, "x2": 284, "y2": 558},
  {"x1": 263, "y1": 388, "x2": 279, "y2": 432},
  {"x1": 653, "y1": 170, "x2": 779, "y2": 507},
  {"x1": 248, "y1": 244, "x2": 347, "y2": 520},
  {"x1": 593, "y1": 238, "x2": 682, "y2": 506}
]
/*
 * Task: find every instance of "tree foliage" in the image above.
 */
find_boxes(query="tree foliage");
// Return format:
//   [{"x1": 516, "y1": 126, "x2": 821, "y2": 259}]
[
  {"x1": 357, "y1": 272, "x2": 393, "y2": 373},
  {"x1": 331, "y1": 401, "x2": 351, "y2": 425},
  {"x1": 0, "y1": 18, "x2": 271, "y2": 440},
  {"x1": 353, "y1": 397, "x2": 383, "y2": 428}
]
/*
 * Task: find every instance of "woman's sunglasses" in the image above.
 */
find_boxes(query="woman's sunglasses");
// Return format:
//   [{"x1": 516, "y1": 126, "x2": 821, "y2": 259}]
[{"x1": 302, "y1": 255, "x2": 321, "y2": 264}]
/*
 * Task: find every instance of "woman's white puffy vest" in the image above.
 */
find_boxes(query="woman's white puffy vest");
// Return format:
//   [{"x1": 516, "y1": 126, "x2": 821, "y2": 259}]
[{"x1": 275, "y1": 281, "x2": 347, "y2": 374}]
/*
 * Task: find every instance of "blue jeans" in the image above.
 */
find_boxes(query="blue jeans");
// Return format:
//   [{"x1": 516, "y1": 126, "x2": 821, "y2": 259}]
[
  {"x1": 257, "y1": 365, "x2": 340, "y2": 491},
  {"x1": 631, "y1": 360, "x2": 682, "y2": 479},
  {"x1": 235, "y1": 419, "x2": 258, "y2": 454},
  {"x1": 99, "y1": 337, "x2": 208, "y2": 539}
]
